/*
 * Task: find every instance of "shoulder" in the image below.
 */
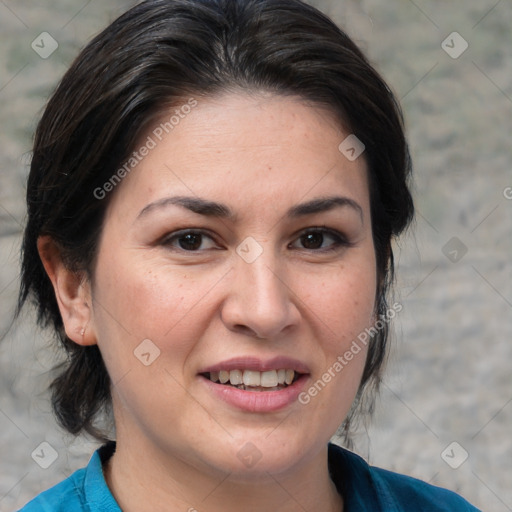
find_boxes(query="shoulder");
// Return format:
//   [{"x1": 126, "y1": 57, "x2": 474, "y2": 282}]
[
  {"x1": 18, "y1": 467, "x2": 87, "y2": 511},
  {"x1": 18, "y1": 443, "x2": 120, "y2": 512},
  {"x1": 328, "y1": 443, "x2": 481, "y2": 511},
  {"x1": 370, "y1": 465, "x2": 481, "y2": 511}
]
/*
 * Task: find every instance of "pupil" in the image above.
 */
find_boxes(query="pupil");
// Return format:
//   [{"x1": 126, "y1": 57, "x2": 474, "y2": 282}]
[
  {"x1": 302, "y1": 232, "x2": 323, "y2": 249},
  {"x1": 179, "y1": 233, "x2": 202, "y2": 250}
]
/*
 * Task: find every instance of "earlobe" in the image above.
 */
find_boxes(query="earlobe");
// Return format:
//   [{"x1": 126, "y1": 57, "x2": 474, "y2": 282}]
[{"x1": 37, "y1": 235, "x2": 97, "y2": 346}]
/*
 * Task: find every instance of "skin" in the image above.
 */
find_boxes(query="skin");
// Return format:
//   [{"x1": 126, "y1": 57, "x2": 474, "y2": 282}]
[{"x1": 39, "y1": 93, "x2": 377, "y2": 512}]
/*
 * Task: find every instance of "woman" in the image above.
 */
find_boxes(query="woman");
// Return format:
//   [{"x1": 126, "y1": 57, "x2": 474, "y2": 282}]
[{"x1": 18, "y1": 0, "x2": 479, "y2": 510}]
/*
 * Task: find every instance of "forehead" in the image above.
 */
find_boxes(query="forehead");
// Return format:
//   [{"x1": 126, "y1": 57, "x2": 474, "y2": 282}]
[{"x1": 105, "y1": 93, "x2": 369, "y2": 219}]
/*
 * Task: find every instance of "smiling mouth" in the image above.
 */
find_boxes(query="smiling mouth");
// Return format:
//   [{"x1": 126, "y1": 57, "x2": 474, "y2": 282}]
[{"x1": 202, "y1": 369, "x2": 302, "y2": 392}]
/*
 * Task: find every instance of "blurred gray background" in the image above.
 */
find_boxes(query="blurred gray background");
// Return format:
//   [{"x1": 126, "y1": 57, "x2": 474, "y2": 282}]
[{"x1": 0, "y1": 1, "x2": 511, "y2": 510}]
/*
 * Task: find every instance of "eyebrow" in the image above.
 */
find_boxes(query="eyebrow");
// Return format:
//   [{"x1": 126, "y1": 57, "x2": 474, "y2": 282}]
[
  {"x1": 137, "y1": 196, "x2": 235, "y2": 221},
  {"x1": 136, "y1": 195, "x2": 363, "y2": 222},
  {"x1": 288, "y1": 196, "x2": 363, "y2": 221}
]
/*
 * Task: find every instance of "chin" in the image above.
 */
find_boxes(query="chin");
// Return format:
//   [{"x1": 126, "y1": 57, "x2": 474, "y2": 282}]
[{"x1": 199, "y1": 432, "x2": 324, "y2": 479}]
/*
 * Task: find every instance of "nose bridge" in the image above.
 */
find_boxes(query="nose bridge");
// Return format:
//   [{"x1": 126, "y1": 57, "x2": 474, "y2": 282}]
[
  {"x1": 224, "y1": 241, "x2": 298, "y2": 338},
  {"x1": 240, "y1": 248, "x2": 284, "y2": 302}
]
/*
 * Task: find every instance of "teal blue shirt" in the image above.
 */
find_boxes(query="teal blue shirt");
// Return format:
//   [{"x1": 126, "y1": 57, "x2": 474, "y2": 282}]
[{"x1": 19, "y1": 442, "x2": 480, "y2": 511}]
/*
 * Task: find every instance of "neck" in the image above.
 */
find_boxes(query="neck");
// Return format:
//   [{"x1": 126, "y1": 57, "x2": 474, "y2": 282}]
[{"x1": 104, "y1": 437, "x2": 343, "y2": 512}]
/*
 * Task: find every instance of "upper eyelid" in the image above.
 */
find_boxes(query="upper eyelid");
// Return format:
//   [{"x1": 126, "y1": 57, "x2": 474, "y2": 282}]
[
  {"x1": 294, "y1": 226, "x2": 345, "y2": 237},
  {"x1": 161, "y1": 228, "x2": 216, "y2": 240}
]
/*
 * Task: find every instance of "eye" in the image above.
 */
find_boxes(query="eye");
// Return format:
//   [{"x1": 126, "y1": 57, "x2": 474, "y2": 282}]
[
  {"x1": 289, "y1": 228, "x2": 350, "y2": 252},
  {"x1": 162, "y1": 230, "x2": 219, "y2": 251}
]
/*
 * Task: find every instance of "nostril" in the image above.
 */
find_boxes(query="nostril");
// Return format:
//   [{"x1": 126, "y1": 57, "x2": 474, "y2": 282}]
[{"x1": 233, "y1": 325, "x2": 263, "y2": 339}]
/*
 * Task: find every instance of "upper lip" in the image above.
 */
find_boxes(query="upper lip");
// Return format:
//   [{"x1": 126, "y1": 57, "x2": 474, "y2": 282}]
[{"x1": 199, "y1": 356, "x2": 310, "y2": 374}]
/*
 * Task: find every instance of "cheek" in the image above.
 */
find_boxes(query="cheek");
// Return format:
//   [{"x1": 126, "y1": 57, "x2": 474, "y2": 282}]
[
  {"x1": 300, "y1": 268, "x2": 375, "y2": 411},
  {"x1": 301, "y1": 261, "x2": 377, "y2": 348},
  {"x1": 91, "y1": 248, "x2": 224, "y2": 361}
]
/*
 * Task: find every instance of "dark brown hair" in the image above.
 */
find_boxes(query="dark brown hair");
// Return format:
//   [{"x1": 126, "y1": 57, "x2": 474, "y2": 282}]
[{"x1": 18, "y1": 0, "x2": 414, "y2": 442}]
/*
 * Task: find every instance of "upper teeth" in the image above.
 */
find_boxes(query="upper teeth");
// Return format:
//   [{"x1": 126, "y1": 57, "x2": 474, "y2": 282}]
[{"x1": 209, "y1": 369, "x2": 295, "y2": 387}]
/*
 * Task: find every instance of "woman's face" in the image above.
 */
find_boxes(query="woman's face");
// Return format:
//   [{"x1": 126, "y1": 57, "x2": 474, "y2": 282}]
[{"x1": 88, "y1": 93, "x2": 377, "y2": 477}]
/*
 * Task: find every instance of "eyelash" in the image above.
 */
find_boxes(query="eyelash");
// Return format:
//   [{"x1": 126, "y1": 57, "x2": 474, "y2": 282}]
[
  {"x1": 290, "y1": 227, "x2": 352, "y2": 252},
  {"x1": 160, "y1": 227, "x2": 352, "y2": 253}
]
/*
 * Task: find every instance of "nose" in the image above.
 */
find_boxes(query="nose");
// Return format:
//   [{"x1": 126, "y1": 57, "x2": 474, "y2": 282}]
[{"x1": 220, "y1": 250, "x2": 301, "y2": 340}]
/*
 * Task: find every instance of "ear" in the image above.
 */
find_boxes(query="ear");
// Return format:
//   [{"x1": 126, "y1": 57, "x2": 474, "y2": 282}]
[{"x1": 37, "y1": 235, "x2": 97, "y2": 346}]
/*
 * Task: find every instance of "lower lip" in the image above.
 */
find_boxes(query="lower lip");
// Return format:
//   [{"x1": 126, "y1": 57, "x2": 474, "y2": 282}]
[{"x1": 200, "y1": 375, "x2": 308, "y2": 412}]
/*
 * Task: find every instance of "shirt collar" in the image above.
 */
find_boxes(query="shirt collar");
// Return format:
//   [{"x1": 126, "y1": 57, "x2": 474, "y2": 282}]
[{"x1": 84, "y1": 441, "x2": 121, "y2": 511}]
